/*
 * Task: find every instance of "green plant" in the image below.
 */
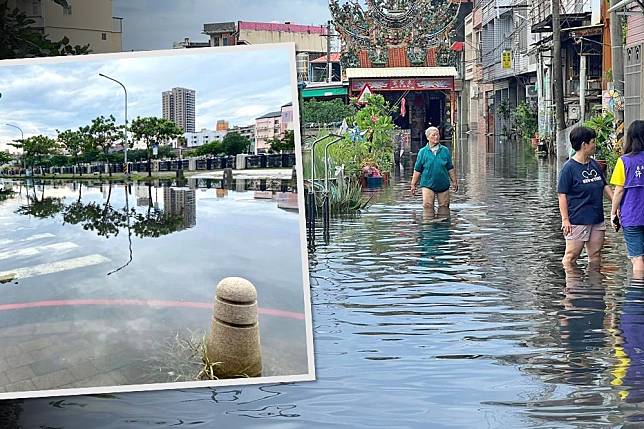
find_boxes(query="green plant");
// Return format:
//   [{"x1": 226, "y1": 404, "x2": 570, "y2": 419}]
[
  {"x1": 514, "y1": 102, "x2": 538, "y2": 142},
  {"x1": 331, "y1": 94, "x2": 396, "y2": 177},
  {"x1": 584, "y1": 111, "x2": 615, "y2": 160},
  {"x1": 302, "y1": 99, "x2": 356, "y2": 124}
]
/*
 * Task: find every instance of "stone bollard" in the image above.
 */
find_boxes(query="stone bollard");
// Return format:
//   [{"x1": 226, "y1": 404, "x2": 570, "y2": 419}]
[
  {"x1": 206, "y1": 277, "x2": 262, "y2": 378},
  {"x1": 223, "y1": 168, "x2": 233, "y2": 187}
]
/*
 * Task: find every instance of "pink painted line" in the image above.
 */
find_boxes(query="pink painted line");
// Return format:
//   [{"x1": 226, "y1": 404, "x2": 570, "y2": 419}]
[{"x1": 0, "y1": 299, "x2": 305, "y2": 320}]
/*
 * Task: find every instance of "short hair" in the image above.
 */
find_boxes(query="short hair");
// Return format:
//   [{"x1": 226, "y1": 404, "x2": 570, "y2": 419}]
[
  {"x1": 569, "y1": 126, "x2": 597, "y2": 151},
  {"x1": 624, "y1": 120, "x2": 644, "y2": 155},
  {"x1": 425, "y1": 126, "x2": 440, "y2": 138}
]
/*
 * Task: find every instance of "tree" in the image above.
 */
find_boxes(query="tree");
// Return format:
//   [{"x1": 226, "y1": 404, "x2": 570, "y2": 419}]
[
  {"x1": 193, "y1": 140, "x2": 223, "y2": 157},
  {"x1": 129, "y1": 117, "x2": 183, "y2": 177},
  {"x1": 0, "y1": 150, "x2": 12, "y2": 166},
  {"x1": 0, "y1": 2, "x2": 91, "y2": 60},
  {"x1": 302, "y1": 99, "x2": 355, "y2": 124},
  {"x1": 269, "y1": 130, "x2": 295, "y2": 153},
  {"x1": 83, "y1": 115, "x2": 120, "y2": 177},
  {"x1": 9, "y1": 135, "x2": 58, "y2": 175},
  {"x1": 221, "y1": 132, "x2": 251, "y2": 156},
  {"x1": 57, "y1": 128, "x2": 89, "y2": 176}
]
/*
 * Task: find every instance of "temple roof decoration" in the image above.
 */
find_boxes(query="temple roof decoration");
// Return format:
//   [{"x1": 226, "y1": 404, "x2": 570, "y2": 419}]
[{"x1": 330, "y1": 0, "x2": 461, "y2": 69}]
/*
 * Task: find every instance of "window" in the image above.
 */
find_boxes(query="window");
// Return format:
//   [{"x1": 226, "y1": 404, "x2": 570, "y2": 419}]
[
  {"x1": 63, "y1": 2, "x2": 72, "y2": 15},
  {"x1": 102, "y1": 33, "x2": 107, "y2": 40},
  {"x1": 223, "y1": 37, "x2": 229, "y2": 46}
]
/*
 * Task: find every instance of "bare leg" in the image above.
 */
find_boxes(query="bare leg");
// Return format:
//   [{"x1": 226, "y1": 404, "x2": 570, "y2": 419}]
[
  {"x1": 585, "y1": 229, "x2": 605, "y2": 270},
  {"x1": 633, "y1": 256, "x2": 644, "y2": 278},
  {"x1": 436, "y1": 190, "x2": 450, "y2": 208},
  {"x1": 421, "y1": 187, "x2": 436, "y2": 210},
  {"x1": 562, "y1": 240, "x2": 585, "y2": 269}
]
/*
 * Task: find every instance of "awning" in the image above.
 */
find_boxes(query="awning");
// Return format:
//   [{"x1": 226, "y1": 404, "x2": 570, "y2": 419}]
[
  {"x1": 302, "y1": 86, "x2": 348, "y2": 98},
  {"x1": 346, "y1": 66, "x2": 458, "y2": 79}
]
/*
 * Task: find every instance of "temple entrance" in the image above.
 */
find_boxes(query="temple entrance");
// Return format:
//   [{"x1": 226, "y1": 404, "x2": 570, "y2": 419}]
[{"x1": 382, "y1": 90, "x2": 450, "y2": 154}]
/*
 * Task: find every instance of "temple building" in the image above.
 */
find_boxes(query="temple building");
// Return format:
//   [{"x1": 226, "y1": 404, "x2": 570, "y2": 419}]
[{"x1": 330, "y1": 0, "x2": 472, "y2": 154}]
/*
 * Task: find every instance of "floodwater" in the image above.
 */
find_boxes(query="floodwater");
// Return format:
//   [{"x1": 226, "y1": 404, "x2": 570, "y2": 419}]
[
  {"x1": 0, "y1": 179, "x2": 307, "y2": 394},
  {"x1": 2, "y1": 139, "x2": 644, "y2": 428}
]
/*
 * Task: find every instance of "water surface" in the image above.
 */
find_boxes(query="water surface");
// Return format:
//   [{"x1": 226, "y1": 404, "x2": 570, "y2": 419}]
[{"x1": 3, "y1": 140, "x2": 644, "y2": 428}]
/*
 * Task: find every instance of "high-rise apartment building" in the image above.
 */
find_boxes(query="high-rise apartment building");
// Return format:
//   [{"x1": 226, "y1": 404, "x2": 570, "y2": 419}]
[
  {"x1": 162, "y1": 87, "x2": 196, "y2": 133},
  {"x1": 163, "y1": 187, "x2": 197, "y2": 230}
]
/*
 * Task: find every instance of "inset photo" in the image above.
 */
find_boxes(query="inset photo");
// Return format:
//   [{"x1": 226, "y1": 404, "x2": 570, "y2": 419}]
[{"x1": 0, "y1": 43, "x2": 313, "y2": 399}]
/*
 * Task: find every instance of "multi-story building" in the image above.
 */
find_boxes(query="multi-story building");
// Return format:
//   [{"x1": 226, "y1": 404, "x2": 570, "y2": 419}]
[
  {"x1": 254, "y1": 111, "x2": 281, "y2": 154},
  {"x1": 280, "y1": 102, "x2": 294, "y2": 135},
  {"x1": 529, "y1": 0, "x2": 605, "y2": 148},
  {"x1": 474, "y1": 0, "x2": 539, "y2": 142},
  {"x1": 229, "y1": 124, "x2": 255, "y2": 143},
  {"x1": 182, "y1": 129, "x2": 227, "y2": 148},
  {"x1": 8, "y1": 0, "x2": 122, "y2": 53},
  {"x1": 162, "y1": 87, "x2": 196, "y2": 133},
  {"x1": 163, "y1": 187, "x2": 196, "y2": 231},
  {"x1": 216, "y1": 120, "x2": 229, "y2": 131},
  {"x1": 203, "y1": 21, "x2": 328, "y2": 55}
]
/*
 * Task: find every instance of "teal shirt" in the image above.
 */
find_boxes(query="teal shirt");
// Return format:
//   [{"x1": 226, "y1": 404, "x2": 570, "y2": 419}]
[{"x1": 414, "y1": 144, "x2": 454, "y2": 191}]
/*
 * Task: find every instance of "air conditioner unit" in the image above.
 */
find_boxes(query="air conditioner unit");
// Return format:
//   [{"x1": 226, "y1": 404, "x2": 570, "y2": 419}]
[{"x1": 526, "y1": 84, "x2": 538, "y2": 97}]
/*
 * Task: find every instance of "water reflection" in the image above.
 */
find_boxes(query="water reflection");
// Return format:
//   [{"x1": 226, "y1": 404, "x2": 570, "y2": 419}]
[{"x1": 6, "y1": 141, "x2": 644, "y2": 428}]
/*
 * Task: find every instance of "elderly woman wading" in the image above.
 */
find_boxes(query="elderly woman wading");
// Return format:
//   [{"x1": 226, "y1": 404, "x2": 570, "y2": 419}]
[
  {"x1": 558, "y1": 126, "x2": 614, "y2": 269},
  {"x1": 410, "y1": 126, "x2": 458, "y2": 209}
]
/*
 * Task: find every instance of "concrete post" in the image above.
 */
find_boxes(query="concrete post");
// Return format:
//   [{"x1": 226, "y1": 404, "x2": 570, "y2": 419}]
[
  {"x1": 188, "y1": 157, "x2": 197, "y2": 171},
  {"x1": 223, "y1": 168, "x2": 233, "y2": 188},
  {"x1": 206, "y1": 277, "x2": 262, "y2": 378}
]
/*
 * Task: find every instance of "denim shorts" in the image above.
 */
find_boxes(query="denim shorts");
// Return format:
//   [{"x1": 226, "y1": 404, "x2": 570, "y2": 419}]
[{"x1": 623, "y1": 226, "x2": 644, "y2": 258}]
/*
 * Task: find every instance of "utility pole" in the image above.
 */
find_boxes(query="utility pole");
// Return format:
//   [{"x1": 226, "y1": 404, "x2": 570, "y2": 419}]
[
  {"x1": 326, "y1": 20, "x2": 333, "y2": 83},
  {"x1": 552, "y1": 0, "x2": 565, "y2": 135},
  {"x1": 609, "y1": 0, "x2": 624, "y2": 123}
]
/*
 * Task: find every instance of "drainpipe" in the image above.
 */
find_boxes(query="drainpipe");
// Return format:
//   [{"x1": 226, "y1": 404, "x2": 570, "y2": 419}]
[{"x1": 580, "y1": 54, "x2": 587, "y2": 122}]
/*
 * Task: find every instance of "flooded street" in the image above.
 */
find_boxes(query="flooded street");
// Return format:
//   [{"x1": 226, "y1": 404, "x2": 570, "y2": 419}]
[
  {"x1": 0, "y1": 179, "x2": 307, "y2": 393},
  {"x1": 4, "y1": 139, "x2": 644, "y2": 428}
]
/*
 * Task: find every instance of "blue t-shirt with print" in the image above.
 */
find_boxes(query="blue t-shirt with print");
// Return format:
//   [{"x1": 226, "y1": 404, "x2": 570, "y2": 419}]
[
  {"x1": 557, "y1": 158, "x2": 607, "y2": 225},
  {"x1": 414, "y1": 144, "x2": 454, "y2": 192}
]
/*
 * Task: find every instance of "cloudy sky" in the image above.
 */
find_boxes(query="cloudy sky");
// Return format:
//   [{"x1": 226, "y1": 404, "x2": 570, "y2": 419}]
[
  {"x1": 0, "y1": 46, "x2": 295, "y2": 151},
  {"x1": 113, "y1": 0, "x2": 331, "y2": 51}
]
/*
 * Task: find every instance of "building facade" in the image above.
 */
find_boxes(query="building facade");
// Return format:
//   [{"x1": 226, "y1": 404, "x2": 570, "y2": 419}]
[
  {"x1": 163, "y1": 187, "x2": 197, "y2": 231},
  {"x1": 162, "y1": 87, "x2": 196, "y2": 133},
  {"x1": 229, "y1": 124, "x2": 256, "y2": 143},
  {"x1": 254, "y1": 111, "x2": 281, "y2": 154},
  {"x1": 280, "y1": 102, "x2": 294, "y2": 135},
  {"x1": 8, "y1": 0, "x2": 122, "y2": 53},
  {"x1": 203, "y1": 21, "x2": 328, "y2": 54},
  {"x1": 182, "y1": 129, "x2": 227, "y2": 148},
  {"x1": 216, "y1": 120, "x2": 229, "y2": 131},
  {"x1": 622, "y1": 1, "x2": 644, "y2": 130}
]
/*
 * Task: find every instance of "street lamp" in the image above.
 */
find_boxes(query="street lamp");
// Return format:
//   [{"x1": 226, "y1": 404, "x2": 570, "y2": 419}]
[
  {"x1": 5, "y1": 123, "x2": 25, "y2": 173},
  {"x1": 98, "y1": 73, "x2": 129, "y2": 175}
]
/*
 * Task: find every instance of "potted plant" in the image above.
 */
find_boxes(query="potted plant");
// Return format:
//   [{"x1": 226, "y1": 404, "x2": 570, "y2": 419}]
[
  {"x1": 361, "y1": 162, "x2": 383, "y2": 188},
  {"x1": 583, "y1": 111, "x2": 615, "y2": 173}
]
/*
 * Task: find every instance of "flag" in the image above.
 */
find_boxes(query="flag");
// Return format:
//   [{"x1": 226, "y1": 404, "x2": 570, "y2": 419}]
[{"x1": 401, "y1": 97, "x2": 406, "y2": 117}]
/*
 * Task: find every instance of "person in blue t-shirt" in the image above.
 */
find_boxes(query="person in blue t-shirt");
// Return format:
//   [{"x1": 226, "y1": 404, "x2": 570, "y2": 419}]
[
  {"x1": 557, "y1": 126, "x2": 614, "y2": 269},
  {"x1": 410, "y1": 126, "x2": 458, "y2": 209}
]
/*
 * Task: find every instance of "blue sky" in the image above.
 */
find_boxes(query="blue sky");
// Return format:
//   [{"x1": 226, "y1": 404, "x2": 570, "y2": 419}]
[
  {"x1": 0, "y1": 46, "x2": 295, "y2": 151},
  {"x1": 113, "y1": 0, "x2": 331, "y2": 51}
]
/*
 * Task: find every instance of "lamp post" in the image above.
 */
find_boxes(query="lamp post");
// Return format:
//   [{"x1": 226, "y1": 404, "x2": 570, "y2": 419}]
[
  {"x1": 5, "y1": 123, "x2": 25, "y2": 173},
  {"x1": 98, "y1": 73, "x2": 129, "y2": 176}
]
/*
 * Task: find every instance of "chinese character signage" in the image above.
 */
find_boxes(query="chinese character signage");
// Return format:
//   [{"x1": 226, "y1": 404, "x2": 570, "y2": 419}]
[{"x1": 501, "y1": 51, "x2": 512, "y2": 69}]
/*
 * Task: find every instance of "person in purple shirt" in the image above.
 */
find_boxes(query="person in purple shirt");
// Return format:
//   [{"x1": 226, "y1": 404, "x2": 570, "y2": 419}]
[
  {"x1": 610, "y1": 120, "x2": 644, "y2": 277},
  {"x1": 558, "y1": 126, "x2": 614, "y2": 269}
]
